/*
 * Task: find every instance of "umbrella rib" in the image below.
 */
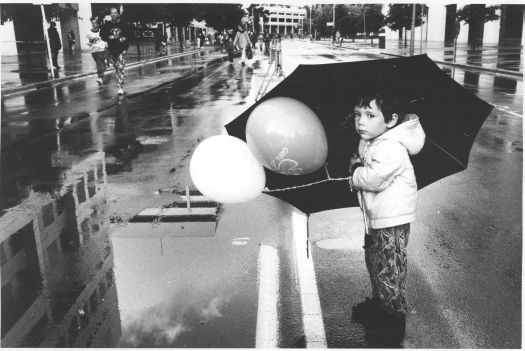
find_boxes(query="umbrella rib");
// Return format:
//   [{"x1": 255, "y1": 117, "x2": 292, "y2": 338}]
[{"x1": 426, "y1": 139, "x2": 467, "y2": 168}]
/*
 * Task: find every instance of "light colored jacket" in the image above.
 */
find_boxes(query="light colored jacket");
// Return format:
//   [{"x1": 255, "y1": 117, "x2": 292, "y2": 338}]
[
  {"x1": 233, "y1": 30, "x2": 250, "y2": 49},
  {"x1": 86, "y1": 30, "x2": 107, "y2": 53},
  {"x1": 352, "y1": 115, "x2": 426, "y2": 229}
]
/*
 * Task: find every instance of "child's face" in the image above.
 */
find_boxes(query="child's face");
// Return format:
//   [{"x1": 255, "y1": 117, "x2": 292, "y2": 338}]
[{"x1": 353, "y1": 99, "x2": 394, "y2": 141}]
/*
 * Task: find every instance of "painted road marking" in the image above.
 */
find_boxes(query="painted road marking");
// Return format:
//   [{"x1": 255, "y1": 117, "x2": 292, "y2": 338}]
[
  {"x1": 493, "y1": 104, "x2": 523, "y2": 118},
  {"x1": 255, "y1": 244, "x2": 279, "y2": 348},
  {"x1": 292, "y1": 210, "x2": 327, "y2": 348}
]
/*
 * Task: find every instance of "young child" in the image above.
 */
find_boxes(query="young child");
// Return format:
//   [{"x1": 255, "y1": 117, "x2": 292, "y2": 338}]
[{"x1": 348, "y1": 92, "x2": 425, "y2": 340}]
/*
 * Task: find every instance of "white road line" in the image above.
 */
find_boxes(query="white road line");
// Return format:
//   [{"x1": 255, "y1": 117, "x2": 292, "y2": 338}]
[
  {"x1": 292, "y1": 210, "x2": 327, "y2": 348},
  {"x1": 255, "y1": 244, "x2": 279, "y2": 348},
  {"x1": 493, "y1": 105, "x2": 523, "y2": 118}
]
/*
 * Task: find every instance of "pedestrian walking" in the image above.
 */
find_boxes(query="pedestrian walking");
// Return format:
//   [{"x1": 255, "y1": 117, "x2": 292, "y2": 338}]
[
  {"x1": 270, "y1": 33, "x2": 282, "y2": 67},
  {"x1": 263, "y1": 30, "x2": 270, "y2": 55},
  {"x1": 67, "y1": 30, "x2": 76, "y2": 54},
  {"x1": 154, "y1": 27, "x2": 166, "y2": 55},
  {"x1": 100, "y1": 6, "x2": 134, "y2": 95},
  {"x1": 225, "y1": 31, "x2": 236, "y2": 65},
  {"x1": 233, "y1": 24, "x2": 251, "y2": 66},
  {"x1": 249, "y1": 31, "x2": 257, "y2": 49},
  {"x1": 199, "y1": 31, "x2": 206, "y2": 48},
  {"x1": 86, "y1": 17, "x2": 107, "y2": 85},
  {"x1": 348, "y1": 91, "x2": 425, "y2": 341},
  {"x1": 47, "y1": 21, "x2": 62, "y2": 69}
]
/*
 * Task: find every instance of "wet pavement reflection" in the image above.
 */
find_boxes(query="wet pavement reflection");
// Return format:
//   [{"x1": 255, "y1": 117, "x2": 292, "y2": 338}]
[
  {"x1": 1, "y1": 39, "x2": 522, "y2": 348},
  {"x1": 1, "y1": 152, "x2": 120, "y2": 347}
]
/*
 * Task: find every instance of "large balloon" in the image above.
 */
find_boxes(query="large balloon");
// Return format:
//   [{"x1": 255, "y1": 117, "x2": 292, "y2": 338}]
[
  {"x1": 190, "y1": 135, "x2": 266, "y2": 204},
  {"x1": 246, "y1": 97, "x2": 328, "y2": 175}
]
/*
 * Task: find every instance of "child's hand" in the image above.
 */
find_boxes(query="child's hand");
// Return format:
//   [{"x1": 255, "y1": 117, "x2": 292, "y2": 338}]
[{"x1": 349, "y1": 153, "x2": 362, "y2": 173}]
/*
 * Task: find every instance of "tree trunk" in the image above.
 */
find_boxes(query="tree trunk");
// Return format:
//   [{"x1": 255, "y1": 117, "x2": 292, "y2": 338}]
[
  {"x1": 404, "y1": 27, "x2": 407, "y2": 47},
  {"x1": 398, "y1": 28, "x2": 403, "y2": 41}
]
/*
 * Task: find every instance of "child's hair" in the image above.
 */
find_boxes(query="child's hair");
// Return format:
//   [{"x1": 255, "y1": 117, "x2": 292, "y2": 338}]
[{"x1": 353, "y1": 91, "x2": 407, "y2": 125}]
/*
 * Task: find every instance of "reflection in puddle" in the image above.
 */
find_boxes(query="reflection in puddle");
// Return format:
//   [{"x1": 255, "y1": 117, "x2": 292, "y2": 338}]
[{"x1": 1, "y1": 152, "x2": 121, "y2": 347}]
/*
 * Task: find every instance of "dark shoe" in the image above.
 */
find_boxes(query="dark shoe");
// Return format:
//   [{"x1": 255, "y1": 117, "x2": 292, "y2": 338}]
[
  {"x1": 352, "y1": 296, "x2": 381, "y2": 325},
  {"x1": 366, "y1": 310, "x2": 406, "y2": 344}
]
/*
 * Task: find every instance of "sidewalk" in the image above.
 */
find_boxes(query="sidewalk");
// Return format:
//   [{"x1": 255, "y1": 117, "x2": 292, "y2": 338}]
[
  {"x1": 310, "y1": 38, "x2": 523, "y2": 78},
  {"x1": 1, "y1": 41, "x2": 218, "y2": 92}
]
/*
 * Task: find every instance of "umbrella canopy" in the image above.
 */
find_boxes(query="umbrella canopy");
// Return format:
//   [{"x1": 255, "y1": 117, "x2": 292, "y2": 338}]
[{"x1": 225, "y1": 54, "x2": 493, "y2": 214}]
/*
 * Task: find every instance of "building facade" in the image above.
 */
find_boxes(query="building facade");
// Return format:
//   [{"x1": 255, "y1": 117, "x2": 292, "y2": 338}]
[{"x1": 259, "y1": 3, "x2": 307, "y2": 35}]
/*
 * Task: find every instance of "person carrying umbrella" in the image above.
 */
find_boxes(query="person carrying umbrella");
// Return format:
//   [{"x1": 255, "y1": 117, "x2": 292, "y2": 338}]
[{"x1": 348, "y1": 91, "x2": 425, "y2": 340}]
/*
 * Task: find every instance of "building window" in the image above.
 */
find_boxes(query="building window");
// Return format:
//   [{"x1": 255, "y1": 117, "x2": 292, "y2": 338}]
[
  {"x1": 87, "y1": 170, "x2": 95, "y2": 183},
  {"x1": 0, "y1": 242, "x2": 7, "y2": 266},
  {"x1": 87, "y1": 184, "x2": 96, "y2": 198},
  {"x1": 76, "y1": 178, "x2": 86, "y2": 204},
  {"x1": 10, "y1": 227, "x2": 26, "y2": 256},
  {"x1": 96, "y1": 162, "x2": 104, "y2": 182},
  {"x1": 42, "y1": 203, "x2": 54, "y2": 227},
  {"x1": 56, "y1": 194, "x2": 66, "y2": 216}
]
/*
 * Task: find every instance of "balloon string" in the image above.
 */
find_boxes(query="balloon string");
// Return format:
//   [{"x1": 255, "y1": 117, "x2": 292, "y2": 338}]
[{"x1": 263, "y1": 177, "x2": 351, "y2": 193}]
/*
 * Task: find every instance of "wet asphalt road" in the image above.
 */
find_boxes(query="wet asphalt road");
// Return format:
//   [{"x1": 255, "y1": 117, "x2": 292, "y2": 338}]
[{"x1": 1, "y1": 40, "x2": 522, "y2": 348}]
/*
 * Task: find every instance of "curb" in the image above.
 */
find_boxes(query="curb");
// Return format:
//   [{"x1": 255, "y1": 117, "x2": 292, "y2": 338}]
[
  {"x1": 380, "y1": 52, "x2": 523, "y2": 79},
  {"x1": 2, "y1": 47, "x2": 222, "y2": 96},
  {"x1": 301, "y1": 39, "x2": 523, "y2": 80}
]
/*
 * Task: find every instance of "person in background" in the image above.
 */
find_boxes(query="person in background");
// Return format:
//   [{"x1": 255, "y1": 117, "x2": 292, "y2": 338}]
[
  {"x1": 86, "y1": 17, "x2": 107, "y2": 85},
  {"x1": 225, "y1": 30, "x2": 236, "y2": 65},
  {"x1": 100, "y1": 6, "x2": 134, "y2": 95},
  {"x1": 233, "y1": 24, "x2": 251, "y2": 66},
  {"x1": 47, "y1": 21, "x2": 62, "y2": 69},
  {"x1": 66, "y1": 29, "x2": 76, "y2": 54},
  {"x1": 263, "y1": 30, "x2": 271, "y2": 55}
]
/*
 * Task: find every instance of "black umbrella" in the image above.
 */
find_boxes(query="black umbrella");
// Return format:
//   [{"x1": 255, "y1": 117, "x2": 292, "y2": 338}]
[{"x1": 225, "y1": 54, "x2": 493, "y2": 214}]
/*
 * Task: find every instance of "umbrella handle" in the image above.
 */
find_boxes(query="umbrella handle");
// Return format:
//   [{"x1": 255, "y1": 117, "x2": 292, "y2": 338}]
[{"x1": 358, "y1": 191, "x2": 369, "y2": 236}]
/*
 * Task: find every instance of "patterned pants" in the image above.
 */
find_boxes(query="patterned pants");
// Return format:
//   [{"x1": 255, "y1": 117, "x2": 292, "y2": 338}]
[
  {"x1": 364, "y1": 223, "x2": 410, "y2": 314},
  {"x1": 110, "y1": 50, "x2": 127, "y2": 88}
]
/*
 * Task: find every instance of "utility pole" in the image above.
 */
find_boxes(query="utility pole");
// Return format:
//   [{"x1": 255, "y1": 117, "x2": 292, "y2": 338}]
[
  {"x1": 39, "y1": 4, "x2": 54, "y2": 79},
  {"x1": 409, "y1": 3, "x2": 416, "y2": 55},
  {"x1": 420, "y1": 5, "x2": 424, "y2": 53},
  {"x1": 333, "y1": 4, "x2": 335, "y2": 28},
  {"x1": 362, "y1": 8, "x2": 366, "y2": 45},
  {"x1": 309, "y1": 5, "x2": 312, "y2": 35}
]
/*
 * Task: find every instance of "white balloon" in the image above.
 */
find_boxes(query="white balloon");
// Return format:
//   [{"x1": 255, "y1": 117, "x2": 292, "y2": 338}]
[{"x1": 190, "y1": 135, "x2": 266, "y2": 204}]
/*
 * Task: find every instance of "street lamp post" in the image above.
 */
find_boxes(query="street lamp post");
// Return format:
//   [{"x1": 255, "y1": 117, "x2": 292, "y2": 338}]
[{"x1": 252, "y1": 7, "x2": 255, "y2": 32}]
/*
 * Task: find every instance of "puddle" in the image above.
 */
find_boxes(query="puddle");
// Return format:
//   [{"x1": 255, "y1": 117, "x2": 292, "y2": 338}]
[{"x1": 316, "y1": 237, "x2": 363, "y2": 251}]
